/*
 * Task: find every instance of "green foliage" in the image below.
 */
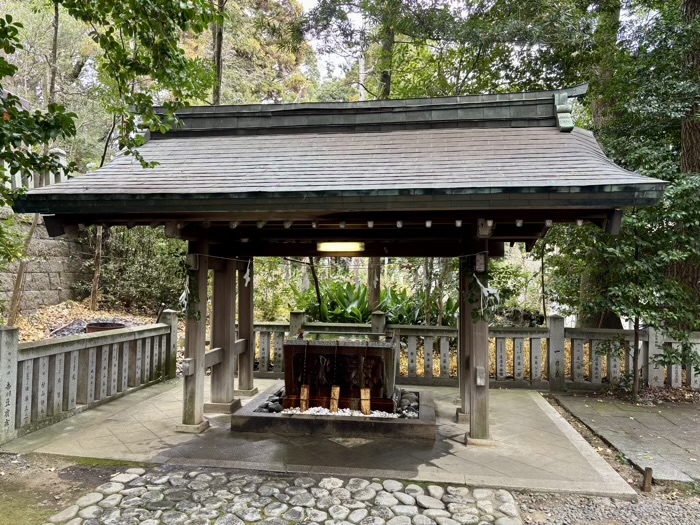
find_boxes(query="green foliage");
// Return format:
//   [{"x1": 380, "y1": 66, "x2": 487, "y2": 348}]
[
  {"x1": 0, "y1": 14, "x2": 76, "y2": 186},
  {"x1": 57, "y1": 0, "x2": 215, "y2": 167},
  {"x1": 535, "y1": 2, "x2": 700, "y2": 373},
  {"x1": 292, "y1": 280, "x2": 459, "y2": 326},
  {"x1": 254, "y1": 257, "x2": 299, "y2": 321},
  {"x1": 184, "y1": 0, "x2": 314, "y2": 104},
  {"x1": 74, "y1": 226, "x2": 187, "y2": 313},
  {"x1": 2, "y1": 0, "x2": 110, "y2": 172},
  {"x1": 0, "y1": 12, "x2": 75, "y2": 272}
]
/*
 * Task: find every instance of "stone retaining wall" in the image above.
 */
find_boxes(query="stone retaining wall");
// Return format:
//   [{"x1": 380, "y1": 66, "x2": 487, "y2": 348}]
[{"x1": 0, "y1": 209, "x2": 89, "y2": 312}]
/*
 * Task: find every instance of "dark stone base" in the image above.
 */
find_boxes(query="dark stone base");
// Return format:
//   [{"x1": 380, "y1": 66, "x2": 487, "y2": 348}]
[{"x1": 231, "y1": 381, "x2": 437, "y2": 441}]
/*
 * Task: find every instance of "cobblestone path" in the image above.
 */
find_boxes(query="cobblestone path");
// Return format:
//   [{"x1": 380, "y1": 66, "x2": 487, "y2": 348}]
[{"x1": 43, "y1": 469, "x2": 523, "y2": 525}]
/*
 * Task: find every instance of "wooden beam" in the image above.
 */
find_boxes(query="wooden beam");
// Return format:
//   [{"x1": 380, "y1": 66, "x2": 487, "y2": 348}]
[
  {"x1": 204, "y1": 347, "x2": 223, "y2": 369},
  {"x1": 181, "y1": 225, "x2": 476, "y2": 242},
  {"x1": 209, "y1": 240, "x2": 470, "y2": 258}
]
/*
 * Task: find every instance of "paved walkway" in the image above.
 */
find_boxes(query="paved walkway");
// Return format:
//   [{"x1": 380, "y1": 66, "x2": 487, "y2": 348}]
[
  {"x1": 2, "y1": 380, "x2": 635, "y2": 499},
  {"x1": 556, "y1": 394, "x2": 700, "y2": 483}
]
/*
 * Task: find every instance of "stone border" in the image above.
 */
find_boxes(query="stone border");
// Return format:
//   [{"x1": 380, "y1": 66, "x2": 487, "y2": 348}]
[{"x1": 230, "y1": 382, "x2": 437, "y2": 441}]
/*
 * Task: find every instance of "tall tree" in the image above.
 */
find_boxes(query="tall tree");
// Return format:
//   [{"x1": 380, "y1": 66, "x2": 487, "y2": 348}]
[
  {"x1": 682, "y1": 0, "x2": 700, "y2": 172},
  {"x1": 1, "y1": 13, "x2": 75, "y2": 323},
  {"x1": 58, "y1": 0, "x2": 215, "y2": 166},
  {"x1": 7, "y1": 1, "x2": 61, "y2": 326},
  {"x1": 211, "y1": 0, "x2": 227, "y2": 105}
]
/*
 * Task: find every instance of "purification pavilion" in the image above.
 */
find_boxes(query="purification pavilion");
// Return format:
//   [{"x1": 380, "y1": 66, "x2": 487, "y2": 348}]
[{"x1": 14, "y1": 86, "x2": 665, "y2": 439}]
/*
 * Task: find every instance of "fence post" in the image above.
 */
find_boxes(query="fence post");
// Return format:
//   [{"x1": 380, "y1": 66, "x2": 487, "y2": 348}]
[
  {"x1": 0, "y1": 326, "x2": 19, "y2": 445},
  {"x1": 290, "y1": 311, "x2": 305, "y2": 338},
  {"x1": 371, "y1": 311, "x2": 386, "y2": 342},
  {"x1": 161, "y1": 310, "x2": 179, "y2": 379},
  {"x1": 646, "y1": 328, "x2": 665, "y2": 388},
  {"x1": 548, "y1": 315, "x2": 566, "y2": 391}
]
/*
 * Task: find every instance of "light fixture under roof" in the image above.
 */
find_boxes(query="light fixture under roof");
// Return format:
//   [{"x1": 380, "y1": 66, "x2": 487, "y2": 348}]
[{"x1": 317, "y1": 242, "x2": 365, "y2": 253}]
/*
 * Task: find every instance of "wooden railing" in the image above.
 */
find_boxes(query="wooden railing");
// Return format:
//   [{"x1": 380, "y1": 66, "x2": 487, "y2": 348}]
[
  {"x1": 0, "y1": 311, "x2": 178, "y2": 445},
  {"x1": 251, "y1": 312, "x2": 700, "y2": 391}
]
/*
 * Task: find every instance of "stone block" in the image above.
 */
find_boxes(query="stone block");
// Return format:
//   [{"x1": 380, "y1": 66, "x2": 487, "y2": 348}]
[
  {"x1": 0, "y1": 273, "x2": 15, "y2": 292},
  {"x1": 25, "y1": 272, "x2": 51, "y2": 290}
]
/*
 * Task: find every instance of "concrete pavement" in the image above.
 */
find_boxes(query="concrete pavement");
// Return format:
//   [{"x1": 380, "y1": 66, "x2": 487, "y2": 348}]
[{"x1": 2, "y1": 379, "x2": 636, "y2": 499}]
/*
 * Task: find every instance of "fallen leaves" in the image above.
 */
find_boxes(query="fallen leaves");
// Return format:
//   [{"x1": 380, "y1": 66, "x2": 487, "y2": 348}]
[{"x1": 15, "y1": 300, "x2": 158, "y2": 343}]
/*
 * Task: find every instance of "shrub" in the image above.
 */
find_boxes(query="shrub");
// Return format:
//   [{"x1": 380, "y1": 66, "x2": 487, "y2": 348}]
[{"x1": 74, "y1": 226, "x2": 187, "y2": 313}]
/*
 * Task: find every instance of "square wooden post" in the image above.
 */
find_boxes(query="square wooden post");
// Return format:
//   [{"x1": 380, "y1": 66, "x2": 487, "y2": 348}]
[
  {"x1": 469, "y1": 255, "x2": 490, "y2": 440},
  {"x1": 176, "y1": 241, "x2": 210, "y2": 433},
  {"x1": 457, "y1": 258, "x2": 471, "y2": 422},
  {"x1": 160, "y1": 309, "x2": 179, "y2": 379},
  {"x1": 205, "y1": 259, "x2": 241, "y2": 413},
  {"x1": 470, "y1": 313, "x2": 490, "y2": 440},
  {"x1": 236, "y1": 257, "x2": 258, "y2": 396},
  {"x1": 289, "y1": 310, "x2": 305, "y2": 338}
]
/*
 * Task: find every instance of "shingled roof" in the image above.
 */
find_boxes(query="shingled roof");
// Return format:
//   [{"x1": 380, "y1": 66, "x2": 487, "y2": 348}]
[{"x1": 13, "y1": 86, "x2": 665, "y2": 255}]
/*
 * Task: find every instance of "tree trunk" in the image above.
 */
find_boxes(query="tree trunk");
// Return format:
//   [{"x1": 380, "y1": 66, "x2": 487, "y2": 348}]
[
  {"x1": 590, "y1": 0, "x2": 621, "y2": 130},
  {"x1": 577, "y1": 0, "x2": 623, "y2": 329},
  {"x1": 540, "y1": 237, "x2": 547, "y2": 320},
  {"x1": 211, "y1": 0, "x2": 226, "y2": 105},
  {"x1": 308, "y1": 257, "x2": 323, "y2": 320},
  {"x1": 368, "y1": 257, "x2": 381, "y2": 311},
  {"x1": 424, "y1": 258, "x2": 433, "y2": 325},
  {"x1": 436, "y1": 258, "x2": 449, "y2": 326},
  {"x1": 674, "y1": 0, "x2": 700, "y2": 308},
  {"x1": 47, "y1": 1, "x2": 59, "y2": 109},
  {"x1": 682, "y1": 0, "x2": 700, "y2": 173},
  {"x1": 378, "y1": 26, "x2": 395, "y2": 100},
  {"x1": 366, "y1": 12, "x2": 397, "y2": 309},
  {"x1": 89, "y1": 226, "x2": 103, "y2": 310},
  {"x1": 6, "y1": 215, "x2": 40, "y2": 326}
]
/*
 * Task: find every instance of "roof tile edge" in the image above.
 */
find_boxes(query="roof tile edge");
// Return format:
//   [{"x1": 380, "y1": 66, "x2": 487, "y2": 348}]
[{"x1": 148, "y1": 85, "x2": 589, "y2": 138}]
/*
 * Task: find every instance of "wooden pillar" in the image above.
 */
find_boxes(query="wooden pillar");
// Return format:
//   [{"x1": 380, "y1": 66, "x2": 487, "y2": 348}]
[
  {"x1": 457, "y1": 258, "x2": 470, "y2": 421},
  {"x1": 236, "y1": 257, "x2": 258, "y2": 395},
  {"x1": 176, "y1": 241, "x2": 210, "y2": 433},
  {"x1": 458, "y1": 252, "x2": 491, "y2": 440},
  {"x1": 470, "y1": 311, "x2": 490, "y2": 440},
  {"x1": 205, "y1": 259, "x2": 241, "y2": 413}
]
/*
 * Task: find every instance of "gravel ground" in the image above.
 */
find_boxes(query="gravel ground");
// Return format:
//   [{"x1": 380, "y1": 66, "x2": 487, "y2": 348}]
[{"x1": 516, "y1": 491, "x2": 700, "y2": 525}]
